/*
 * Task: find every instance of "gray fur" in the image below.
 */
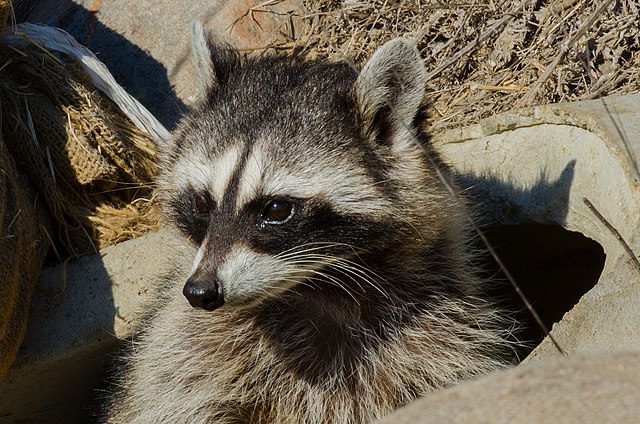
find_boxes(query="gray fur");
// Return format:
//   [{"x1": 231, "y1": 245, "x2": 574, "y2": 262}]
[
  {"x1": 106, "y1": 38, "x2": 518, "y2": 423},
  {"x1": 355, "y1": 38, "x2": 426, "y2": 135},
  {"x1": 191, "y1": 21, "x2": 215, "y2": 94}
]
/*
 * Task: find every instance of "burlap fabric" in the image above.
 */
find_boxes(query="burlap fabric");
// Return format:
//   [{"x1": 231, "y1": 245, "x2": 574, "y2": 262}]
[
  {"x1": 0, "y1": 1, "x2": 7, "y2": 27},
  {"x1": 0, "y1": 20, "x2": 160, "y2": 379},
  {"x1": 1, "y1": 41, "x2": 160, "y2": 256},
  {"x1": 0, "y1": 130, "x2": 50, "y2": 381}
]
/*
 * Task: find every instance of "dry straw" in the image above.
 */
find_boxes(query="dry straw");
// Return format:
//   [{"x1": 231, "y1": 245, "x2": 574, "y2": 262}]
[
  {"x1": 0, "y1": 8, "x2": 160, "y2": 379},
  {"x1": 0, "y1": 38, "x2": 160, "y2": 258},
  {"x1": 273, "y1": 0, "x2": 640, "y2": 133}
]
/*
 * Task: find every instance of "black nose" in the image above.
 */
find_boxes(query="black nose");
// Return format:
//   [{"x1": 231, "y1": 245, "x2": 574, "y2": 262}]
[{"x1": 183, "y1": 276, "x2": 224, "y2": 311}]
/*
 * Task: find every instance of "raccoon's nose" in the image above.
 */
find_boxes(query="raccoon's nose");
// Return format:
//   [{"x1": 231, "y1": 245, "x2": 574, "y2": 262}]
[{"x1": 183, "y1": 276, "x2": 224, "y2": 311}]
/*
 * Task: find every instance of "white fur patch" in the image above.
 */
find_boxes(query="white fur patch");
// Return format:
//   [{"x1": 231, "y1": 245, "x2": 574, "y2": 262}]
[
  {"x1": 234, "y1": 140, "x2": 391, "y2": 217},
  {"x1": 211, "y1": 145, "x2": 242, "y2": 204},
  {"x1": 235, "y1": 145, "x2": 265, "y2": 211},
  {"x1": 172, "y1": 143, "x2": 242, "y2": 205},
  {"x1": 190, "y1": 246, "x2": 205, "y2": 275},
  {"x1": 217, "y1": 244, "x2": 295, "y2": 305}
]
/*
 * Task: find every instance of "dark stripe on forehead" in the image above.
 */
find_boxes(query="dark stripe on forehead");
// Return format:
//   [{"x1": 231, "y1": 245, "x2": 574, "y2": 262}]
[{"x1": 221, "y1": 141, "x2": 254, "y2": 213}]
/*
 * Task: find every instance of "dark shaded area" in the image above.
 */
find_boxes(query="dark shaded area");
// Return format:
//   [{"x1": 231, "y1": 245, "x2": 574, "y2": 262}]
[
  {"x1": 15, "y1": 0, "x2": 185, "y2": 129},
  {"x1": 458, "y1": 159, "x2": 605, "y2": 355},
  {"x1": 484, "y1": 224, "x2": 606, "y2": 352},
  {"x1": 0, "y1": 257, "x2": 118, "y2": 424}
]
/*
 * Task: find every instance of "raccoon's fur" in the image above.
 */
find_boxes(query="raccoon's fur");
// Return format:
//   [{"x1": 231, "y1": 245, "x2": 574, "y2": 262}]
[{"x1": 106, "y1": 32, "x2": 516, "y2": 424}]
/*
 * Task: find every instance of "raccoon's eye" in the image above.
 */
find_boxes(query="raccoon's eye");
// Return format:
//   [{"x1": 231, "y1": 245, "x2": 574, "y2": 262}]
[
  {"x1": 192, "y1": 192, "x2": 211, "y2": 215},
  {"x1": 261, "y1": 200, "x2": 294, "y2": 224}
]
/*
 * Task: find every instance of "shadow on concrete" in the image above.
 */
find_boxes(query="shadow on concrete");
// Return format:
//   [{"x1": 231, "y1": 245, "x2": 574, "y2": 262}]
[
  {"x1": 458, "y1": 160, "x2": 606, "y2": 356},
  {"x1": 0, "y1": 255, "x2": 118, "y2": 423},
  {"x1": 17, "y1": 0, "x2": 186, "y2": 129},
  {"x1": 459, "y1": 160, "x2": 577, "y2": 228}
]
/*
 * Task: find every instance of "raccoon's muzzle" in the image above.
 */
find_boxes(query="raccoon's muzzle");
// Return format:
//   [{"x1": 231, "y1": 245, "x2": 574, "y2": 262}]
[{"x1": 183, "y1": 275, "x2": 224, "y2": 311}]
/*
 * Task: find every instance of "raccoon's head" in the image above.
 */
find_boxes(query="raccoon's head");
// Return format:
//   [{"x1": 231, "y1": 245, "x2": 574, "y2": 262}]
[{"x1": 159, "y1": 31, "x2": 455, "y2": 311}]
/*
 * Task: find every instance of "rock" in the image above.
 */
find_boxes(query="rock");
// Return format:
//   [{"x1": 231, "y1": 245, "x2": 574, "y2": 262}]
[{"x1": 377, "y1": 350, "x2": 640, "y2": 424}]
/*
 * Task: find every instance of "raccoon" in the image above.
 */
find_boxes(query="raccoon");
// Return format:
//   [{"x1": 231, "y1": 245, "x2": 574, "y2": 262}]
[{"x1": 106, "y1": 33, "x2": 516, "y2": 424}]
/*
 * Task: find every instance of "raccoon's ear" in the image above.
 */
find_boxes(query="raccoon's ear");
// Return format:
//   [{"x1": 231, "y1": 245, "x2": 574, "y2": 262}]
[
  {"x1": 191, "y1": 21, "x2": 240, "y2": 93},
  {"x1": 354, "y1": 38, "x2": 426, "y2": 144}
]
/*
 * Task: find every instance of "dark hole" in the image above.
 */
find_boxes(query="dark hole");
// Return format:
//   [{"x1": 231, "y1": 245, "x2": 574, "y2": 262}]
[{"x1": 483, "y1": 224, "x2": 606, "y2": 357}]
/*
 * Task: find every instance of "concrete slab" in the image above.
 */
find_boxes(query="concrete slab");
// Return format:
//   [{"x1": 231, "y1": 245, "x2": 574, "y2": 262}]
[
  {"x1": 434, "y1": 94, "x2": 640, "y2": 360},
  {"x1": 0, "y1": 230, "x2": 194, "y2": 423},
  {"x1": 376, "y1": 350, "x2": 640, "y2": 424}
]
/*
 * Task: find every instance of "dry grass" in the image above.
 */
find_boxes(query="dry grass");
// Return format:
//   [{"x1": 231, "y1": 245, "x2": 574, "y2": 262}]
[
  {"x1": 283, "y1": 0, "x2": 640, "y2": 133},
  {"x1": 0, "y1": 39, "x2": 160, "y2": 258}
]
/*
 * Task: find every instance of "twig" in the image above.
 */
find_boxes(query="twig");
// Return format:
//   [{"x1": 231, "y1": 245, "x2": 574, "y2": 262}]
[
  {"x1": 425, "y1": 0, "x2": 531, "y2": 82},
  {"x1": 601, "y1": 97, "x2": 640, "y2": 178},
  {"x1": 584, "y1": 198, "x2": 640, "y2": 273},
  {"x1": 471, "y1": 84, "x2": 529, "y2": 92},
  {"x1": 517, "y1": 0, "x2": 613, "y2": 106},
  {"x1": 228, "y1": 0, "x2": 287, "y2": 33}
]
